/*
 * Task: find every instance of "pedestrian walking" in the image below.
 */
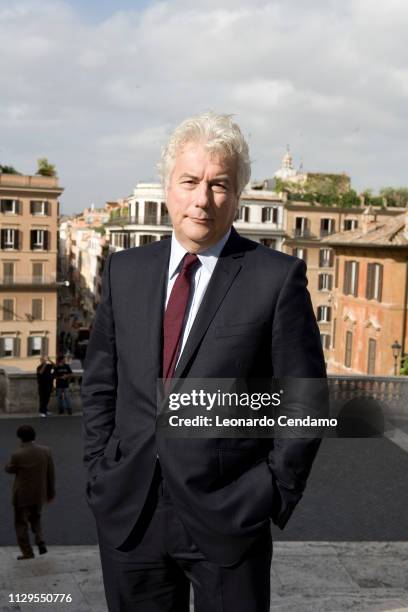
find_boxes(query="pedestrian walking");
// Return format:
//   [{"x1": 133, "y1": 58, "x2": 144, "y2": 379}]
[
  {"x1": 54, "y1": 355, "x2": 73, "y2": 415},
  {"x1": 36, "y1": 357, "x2": 55, "y2": 417},
  {"x1": 4, "y1": 425, "x2": 55, "y2": 560}
]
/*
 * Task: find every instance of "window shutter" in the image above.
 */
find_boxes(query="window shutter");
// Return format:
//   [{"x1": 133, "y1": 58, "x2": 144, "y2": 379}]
[
  {"x1": 14, "y1": 230, "x2": 19, "y2": 250},
  {"x1": 262, "y1": 208, "x2": 267, "y2": 222},
  {"x1": 0, "y1": 339, "x2": 4, "y2": 358},
  {"x1": 366, "y1": 264, "x2": 372, "y2": 299},
  {"x1": 27, "y1": 337, "x2": 33, "y2": 356},
  {"x1": 30, "y1": 201, "x2": 34, "y2": 214},
  {"x1": 0, "y1": 200, "x2": 4, "y2": 213},
  {"x1": 14, "y1": 337, "x2": 21, "y2": 357},
  {"x1": 42, "y1": 336, "x2": 49, "y2": 356},
  {"x1": 378, "y1": 265, "x2": 383, "y2": 302},
  {"x1": 30, "y1": 230, "x2": 34, "y2": 250},
  {"x1": 329, "y1": 250, "x2": 334, "y2": 267},
  {"x1": 327, "y1": 307, "x2": 332, "y2": 322},
  {"x1": 16, "y1": 200, "x2": 21, "y2": 215},
  {"x1": 335, "y1": 258, "x2": 339, "y2": 288},
  {"x1": 0, "y1": 229, "x2": 5, "y2": 248},
  {"x1": 45, "y1": 201, "x2": 49, "y2": 215},
  {"x1": 44, "y1": 231, "x2": 49, "y2": 250},
  {"x1": 273, "y1": 208, "x2": 278, "y2": 223},
  {"x1": 328, "y1": 275, "x2": 333, "y2": 290},
  {"x1": 318, "y1": 275, "x2": 323, "y2": 290},
  {"x1": 343, "y1": 261, "x2": 350, "y2": 294},
  {"x1": 354, "y1": 263, "x2": 359, "y2": 297}
]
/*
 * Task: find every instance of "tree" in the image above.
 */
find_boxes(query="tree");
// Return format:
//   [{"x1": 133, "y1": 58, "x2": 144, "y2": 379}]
[
  {"x1": 0, "y1": 164, "x2": 21, "y2": 174},
  {"x1": 36, "y1": 157, "x2": 57, "y2": 177}
]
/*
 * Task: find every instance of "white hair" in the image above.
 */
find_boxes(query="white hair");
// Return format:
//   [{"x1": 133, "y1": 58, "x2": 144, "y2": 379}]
[{"x1": 159, "y1": 112, "x2": 251, "y2": 195}]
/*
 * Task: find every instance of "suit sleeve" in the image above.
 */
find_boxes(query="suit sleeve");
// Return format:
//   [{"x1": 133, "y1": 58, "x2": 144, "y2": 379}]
[
  {"x1": 81, "y1": 253, "x2": 117, "y2": 479},
  {"x1": 268, "y1": 258, "x2": 328, "y2": 529}
]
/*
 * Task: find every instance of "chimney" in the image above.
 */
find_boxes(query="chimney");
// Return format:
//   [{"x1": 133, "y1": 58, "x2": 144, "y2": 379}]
[{"x1": 361, "y1": 205, "x2": 377, "y2": 234}]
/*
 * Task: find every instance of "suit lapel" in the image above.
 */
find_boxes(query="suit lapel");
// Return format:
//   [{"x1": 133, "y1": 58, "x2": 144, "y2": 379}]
[
  {"x1": 146, "y1": 240, "x2": 171, "y2": 377},
  {"x1": 173, "y1": 228, "x2": 246, "y2": 379}
]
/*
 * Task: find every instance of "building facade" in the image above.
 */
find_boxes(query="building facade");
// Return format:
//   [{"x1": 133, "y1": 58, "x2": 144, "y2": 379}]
[
  {"x1": 322, "y1": 210, "x2": 408, "y2": 376},
  {"x1": 0, "y1": 173, "x2": 63, "y2": 370}
]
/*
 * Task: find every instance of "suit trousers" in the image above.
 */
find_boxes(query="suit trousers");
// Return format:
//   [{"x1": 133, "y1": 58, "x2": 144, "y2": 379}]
[
  {"x1": 14, "y1": 504, "x2": 44, "y2": 556},
  {"x1": 97, "y1": 464, "x2": 272, "y2": 612}
]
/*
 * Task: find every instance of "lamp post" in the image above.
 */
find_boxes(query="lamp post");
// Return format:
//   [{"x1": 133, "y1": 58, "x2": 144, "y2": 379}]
[{"x1": 391, "y1": 340, "x2": 402, "y2": 376}]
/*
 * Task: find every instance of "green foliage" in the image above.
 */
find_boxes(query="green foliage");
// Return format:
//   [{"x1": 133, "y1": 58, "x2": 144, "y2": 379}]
[
  {"x1": 36, "y1": 157, "x2": 57, "y2": 177},
  {"x1": 93, "y1": 226, "x2": 106, "y2": 235},
  {"x1": 400, "y1": 357, "x2": 408, "y2": 376},
  {"x1": 0, "y1": 164, "x2": 21, "y2": 174},
  {"x1": 379, "y1": 187, "x2": 408, "y2": 208}
]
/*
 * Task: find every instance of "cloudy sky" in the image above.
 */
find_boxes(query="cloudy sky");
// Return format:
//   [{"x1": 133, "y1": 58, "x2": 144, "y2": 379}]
[{"x1": 1, "y1": 0, "x2": 407, "y2": 214}]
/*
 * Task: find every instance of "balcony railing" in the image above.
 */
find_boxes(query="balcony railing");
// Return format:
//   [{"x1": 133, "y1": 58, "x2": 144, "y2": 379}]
[
  {"x1": 107, "y1": 214, "x2": 172, "y2": 227},
  {"x1": 0, "y1": 275, "x2": 57, "y2": 288},
  {"x1": 293, "y1": 228, "x2": 312, "y2": 238}
]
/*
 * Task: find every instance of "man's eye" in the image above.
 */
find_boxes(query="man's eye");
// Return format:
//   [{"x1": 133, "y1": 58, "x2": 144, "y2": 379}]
[{"x1": 212, "y1": 183, "x2": 227, "y2": 191}]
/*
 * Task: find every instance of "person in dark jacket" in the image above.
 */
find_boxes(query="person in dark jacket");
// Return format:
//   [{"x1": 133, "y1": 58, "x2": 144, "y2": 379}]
[
  {"x1": 36, "y1": 356, "x2": 55, "y2": 417},
  {"x1": 5, "y1": 425, "x2": 56, "y2": 560},
  {"x1": 54, "y1": 355, "x2": 73, "y2": 415}
]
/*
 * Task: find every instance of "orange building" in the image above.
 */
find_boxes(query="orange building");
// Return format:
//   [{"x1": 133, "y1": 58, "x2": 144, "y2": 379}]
[{"x1": 322, "y1": 209, "x2": 408, "y2": 375}]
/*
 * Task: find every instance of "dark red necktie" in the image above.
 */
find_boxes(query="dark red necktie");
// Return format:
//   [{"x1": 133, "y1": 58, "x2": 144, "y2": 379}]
[{"x1": 163, "y1": 253, "x2": 199, "y2": 380}]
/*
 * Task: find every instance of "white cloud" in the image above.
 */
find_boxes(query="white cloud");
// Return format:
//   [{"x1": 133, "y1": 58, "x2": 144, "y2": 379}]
[{"x1": 0, "y1": 0, "x2": 406, "y2": 212}]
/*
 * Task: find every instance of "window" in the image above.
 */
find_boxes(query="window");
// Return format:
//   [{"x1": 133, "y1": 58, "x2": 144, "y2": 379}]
[
  {"x1": 320, "y1": 333, "x2": 331, "y2": 350},
  {"x1": 238, "y1": 206, "x2": 250, "y2": 222},
  {"x1": 294, "y1": 217, "x2": 309, "y2": 237},
  {"x1": 261, "y1": 207, "x2": 278, "y2": 223},
  {"x1": 0, "y1": 337, "x2": 20, "y2": 358},
  {"x1": 1, "y1": 228, "x2": 19, "y2": 250},
  {"x1": 260, "y1": 238, "x2": 276, "y2": 248},
  {"x1": 367, "y1": 338, "x2": 376, "y2": 375},
  {"x1": 32, "y1": 262, "x2": 43, "y2": 283},
  {"x1": 145, "y1": 201, "x2": 157, "y2": 224},
  {"x1": 344, "y1": 331, "x2": 353, "y2": 367},
  {"x1": 32, "y1": 299, "x2": 43, "y2": 320},
  {"x1": 30, "y1": 200, "x2": 49, "y2": 216},
  {"x1": 2, "y1": 299, "x2": 14, "y2": 320},
  {"x1": 343, "y1": 260, "x2": 359, "y2": 296},
  {"x1": 335, "y1": 258, "x2": 339, "y2": 288},
  {"x1": 27, "y1": 336, "x2": 48, "y2": 357},
  {"x1": 344, "y1": 219, "x2": 358, "y2": 231},
  {"x1": 3, "y1": 262, "x2": 15, "y2": 283},
  {"x1": 112, "y1": 232, "x2": 129, "y2": 248},
  {"x1": 320, "y1": 218, "x2": 335, "y2": 237},
  {"x1": 293, "y1": 247, "x2": 307, "y2": 263},
  {"x1": 317, "y1": 306, "x2": 331, "y2": 322},
  {"x1": 318, "y1": 274, "x2": 333, "y2": 291},
  {"x1": 1, "y1": 199, "x2": 20, "y2": 214},
  {"x1": 30, "y1": 230, "x2": 48, "y2": 250},
  {"x1": 366, "y1": 263, "x2": 383, "y2": 301},
  {"x1": 139, "y1": 235, "x2": 156, "y2": 246},
  {"x1": 319, "y1": 248, "x2": 333, "y2": 268}
]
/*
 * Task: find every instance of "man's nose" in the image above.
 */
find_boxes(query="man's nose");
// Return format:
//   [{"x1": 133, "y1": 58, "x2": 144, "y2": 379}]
[{"x1": 194, "y1": 183, "x2": 211, "y2": 207}]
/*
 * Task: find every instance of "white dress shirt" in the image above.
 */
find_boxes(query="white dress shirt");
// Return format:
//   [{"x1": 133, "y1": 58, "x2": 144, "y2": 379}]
[{"x1": 166, "y1": 230, "x2": 231, "y2": 362}]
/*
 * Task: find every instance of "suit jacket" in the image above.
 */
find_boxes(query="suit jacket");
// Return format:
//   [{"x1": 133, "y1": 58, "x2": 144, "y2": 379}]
[
  {"x1": 82, "y1": 228, "x2": 327, "y2": 566},
  {"x1": 5, "y1": 442, "x2": 55, "y2": 507}
]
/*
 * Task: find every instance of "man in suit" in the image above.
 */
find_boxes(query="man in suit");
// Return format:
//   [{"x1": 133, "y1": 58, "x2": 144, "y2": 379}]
[
  {"x1": 82, "y1": 112, "x2": 327, "y2": 611},
  {"x1": 5, "y1": 425, "x2": 55, "y2": 560}
]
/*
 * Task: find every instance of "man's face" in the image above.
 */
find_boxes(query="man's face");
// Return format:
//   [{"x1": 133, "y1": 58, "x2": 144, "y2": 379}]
[{"x1": 165, "y1": 142, "x2": 239, "y2": 252}]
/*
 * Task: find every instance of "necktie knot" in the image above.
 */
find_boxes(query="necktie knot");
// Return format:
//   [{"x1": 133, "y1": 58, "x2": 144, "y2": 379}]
[{"x1": 181, "y1": 253, "x2": 199, "y2": 275}]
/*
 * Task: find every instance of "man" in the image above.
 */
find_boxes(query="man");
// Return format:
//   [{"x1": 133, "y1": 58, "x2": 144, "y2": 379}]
[
  {"x1": 36, "y1": 356, "x2": 55, "y2": 417},
  {"x1": 82, "y1": 112, "x2": 326, "y2": 611},
  {"x1": 5, "y1": 425, "x2": 55, "y2": 560},
  {"x1": 54, "y1": 355, "x2": 73, "y2": 415}
]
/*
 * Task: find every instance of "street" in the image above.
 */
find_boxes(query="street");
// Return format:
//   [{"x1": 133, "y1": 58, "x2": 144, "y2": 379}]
[{"x1": 1, "y1": 416, "x2": 408, "y2": 545}]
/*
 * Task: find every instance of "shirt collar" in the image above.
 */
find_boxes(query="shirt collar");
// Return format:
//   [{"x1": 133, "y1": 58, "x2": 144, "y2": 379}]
[{"x1": 168, "y1": 230, "x2": 231, "y2": 279}]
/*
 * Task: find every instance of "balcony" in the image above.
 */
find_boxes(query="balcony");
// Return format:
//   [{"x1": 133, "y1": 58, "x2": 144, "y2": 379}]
[
  {"x1": 107, "y1": 214, "x2": 172, "y2": 227},
  {"x1": 293, "y1": 228, "x2": 312, "y2": 238},
  {"x1": 0, "y1": 275, "x2": 58, "y2": 290},
  {"x1": 320, "y1": 229, "x2": 335, "y2": 237}
]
